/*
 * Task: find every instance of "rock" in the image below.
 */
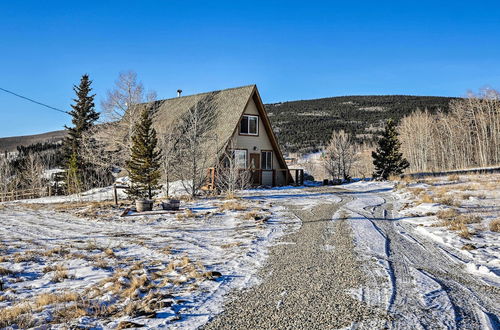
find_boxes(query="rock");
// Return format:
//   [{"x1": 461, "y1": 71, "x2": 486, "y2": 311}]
[
  {"x1": 203, "y1": 271, "x2": 222, "y2": 280},
  {"x1": 117, "y1": 321, "x2": 145, "y2": 329}
]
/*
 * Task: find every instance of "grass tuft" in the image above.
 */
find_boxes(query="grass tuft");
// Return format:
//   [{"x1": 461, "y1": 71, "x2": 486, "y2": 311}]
[
  {"x1": 489, "y1": 218, "x2": 500, "y2": 232},
  {"x1": 219, "y1": 201, "x2": 247, "y2": 211}
]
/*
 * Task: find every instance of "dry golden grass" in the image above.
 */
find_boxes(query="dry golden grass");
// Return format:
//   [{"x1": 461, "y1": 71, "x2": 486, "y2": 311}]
[
  {"x1": 84, "y1": 240, "x2": 100, "y2": 251},
  {"x1": 489, "y1": 218, "x2": 500, "y2": 232},
  {"x1": 179, "y1": 195, "x2": 194, "y2": 202},
  {"x1": 461, "y1": 193, "x2": 473, "y2": 200},
  {"x1": 161, "y1": 246, "x2": 172, "y2": 255},
  {"x1": 219, "y1": 201, "x2": 247, "y2": 212},
  {"x1": 220, "y1": 242, "x2": 243, "y2": 249},
  {"x1": 93, "y1": 257, "x2": 111, "y2": 269},
  {"x1": 241, "y1": 210, "x2": 260, "y2": 220},
  {"x1": 13, "y1": 251, "x2": 38, "y2": 263},
  {"x1": 455, "y1": 214, "x2": 482, "y2": 224},
  {"x1": 224, "y1": 193, "x2": 242, "y2": 200},
  {"x1": 34, "y1": 291, "x2": 79, "y2": 308},
  {"x1": 436, "y1": 209, "x2": 458, "y2": 220},
  {"x1": 0, "y1": 267, "x2": 13, "y2": 275},
  {"x1": 53, "y1": 305, "x2": 88, "y2": 321},
  {"x1": 104, "y1": 248, "x2": 115, "y2": 257},
  {"x1": 448, "y1": 174, "x2": 460, "y2": 181},
  {"x1": 121, "y1": 275, "x2": 149, "y2": 299},
  {"x1": 42, "y1": 246, "x2": 70, "y2": 257},
  {"x1": 462, "y1": 243, "x2": 477, "y2": 250},
  {"x1": 409, "y1": 187, "x2": 425, "y2": 196},
  {"x1": 20, "y1": 203, "x2": 46, "y2": 210},
  {"x1": 419, "y1": 194, "x2": 434, "y2": 204},
  {"x1": 436, "y1": 196, "x2": 459, "y2": 207},
  {"x1": 176, "y1": 209, "x2": 195, "y2": 220},
  {"x1": 52, "y1": 265, "x2": 69, "y2": 282},
  {"x1": 0, "y1": 303, "x2": 34, "y2": 328},
  {"x1": 394, "y1": 182, "x2": 407, "y2": 190},
  {"x1": 457, "y1": 224, "x2": 472, "y2": 239}
]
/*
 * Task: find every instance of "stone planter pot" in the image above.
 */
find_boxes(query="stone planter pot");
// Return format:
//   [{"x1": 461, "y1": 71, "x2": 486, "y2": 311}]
[
  {"x1": 162, "y1": 199, "x2": 180, "y2": 211},
  {"x1": 136, "y1": 199, "x2": 153, "y2": 212}
]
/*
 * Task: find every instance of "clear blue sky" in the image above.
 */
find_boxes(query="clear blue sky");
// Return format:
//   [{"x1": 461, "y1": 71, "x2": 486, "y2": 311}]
[{"x1": 1, "y1": 1, "x2": 500, "y2": 137}]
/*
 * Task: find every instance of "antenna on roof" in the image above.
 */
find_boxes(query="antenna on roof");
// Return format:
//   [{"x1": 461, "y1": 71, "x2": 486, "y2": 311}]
[{"x1": 177, "y1": 89, "x2": 182, "y2": 97}]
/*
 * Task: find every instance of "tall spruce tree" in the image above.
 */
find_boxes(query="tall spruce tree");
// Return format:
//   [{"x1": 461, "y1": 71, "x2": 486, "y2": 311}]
[
  {"x1": 63, "y1": 74, "x2": 99, "y2": 192},
  {"x1": 126, "y1": 108, "x2": 162, "y2": 199},
  {"x1": 372, "y1": 119, "x2": 409, "y2": 180}
]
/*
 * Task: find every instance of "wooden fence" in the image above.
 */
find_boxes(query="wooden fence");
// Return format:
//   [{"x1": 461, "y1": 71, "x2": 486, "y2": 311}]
[{"x1": 0, "y1": 187, "x2": 52, "y2": 202}]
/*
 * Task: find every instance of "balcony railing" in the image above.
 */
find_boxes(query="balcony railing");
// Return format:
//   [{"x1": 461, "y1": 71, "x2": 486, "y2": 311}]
[{"x1": 205, "y1": 168, "x2": 304, "y2": 190}]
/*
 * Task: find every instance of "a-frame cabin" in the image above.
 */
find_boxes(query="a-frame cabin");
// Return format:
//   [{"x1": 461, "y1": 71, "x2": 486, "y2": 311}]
[{"x1": 151, "y1": 84, "x2": 303, "y2": 187}]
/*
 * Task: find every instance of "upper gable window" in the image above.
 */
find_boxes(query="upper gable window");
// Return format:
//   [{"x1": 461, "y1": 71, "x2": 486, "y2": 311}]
[{"x1": 240, "y1": 115, "x2": 259, "y2": 136}]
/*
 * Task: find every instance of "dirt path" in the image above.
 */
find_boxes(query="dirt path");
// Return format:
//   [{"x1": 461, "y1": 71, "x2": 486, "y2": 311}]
[{"x1": 204, "y1": 188, "x2": 500, "y2": 329}]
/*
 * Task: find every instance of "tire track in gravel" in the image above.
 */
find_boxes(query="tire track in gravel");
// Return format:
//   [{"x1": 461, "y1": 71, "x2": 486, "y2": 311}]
[
  {"x1": 357, "y1": 193, "x2": 500, "y2": 329},
  {"x1": 203, "y1": 192, "x2": 388, "y2": 329}
]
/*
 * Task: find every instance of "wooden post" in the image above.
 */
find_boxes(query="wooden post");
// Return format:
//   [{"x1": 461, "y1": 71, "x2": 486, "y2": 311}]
[
  {"x1": 285, "y1": 170, "x2": 290, "y2": 185},
  {"x1": 113, "y1": 184, "x2": 118, "y2": 205}
]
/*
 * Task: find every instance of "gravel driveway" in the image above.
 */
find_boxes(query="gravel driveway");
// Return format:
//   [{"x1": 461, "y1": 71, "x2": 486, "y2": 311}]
[
  {"x1": 203, "y1": 187, "x2": 500, "y2": 329},
  {"x1": 204, "y1": 192, "x2": 388, "y2": 329}
]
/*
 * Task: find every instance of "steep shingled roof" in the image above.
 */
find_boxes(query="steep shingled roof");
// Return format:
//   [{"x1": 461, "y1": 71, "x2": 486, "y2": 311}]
[
  {"x1": 143, "y1": 84, "x2": 288, "y2": 170},
  {"x1": 152, "y1": 84, "x2": 255, "y2": 143}
]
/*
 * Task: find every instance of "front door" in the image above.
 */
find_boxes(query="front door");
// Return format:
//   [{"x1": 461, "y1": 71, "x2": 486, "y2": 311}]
[{"x1": 249, "y1": 153, "x2": 261, "y2": 185}]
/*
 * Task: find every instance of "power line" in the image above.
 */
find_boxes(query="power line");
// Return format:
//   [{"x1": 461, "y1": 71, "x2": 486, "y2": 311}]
[{"x1": 0, "y1": 87, "x2": 69, "y2": 114}]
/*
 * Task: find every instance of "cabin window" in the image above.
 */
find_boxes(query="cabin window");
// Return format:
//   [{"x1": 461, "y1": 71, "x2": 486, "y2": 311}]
[
  {"x1": 240, "y1": 115, "x2": 258, "y2": 135},
  {"x1": 261, "y1": 151, "x2": 273, "y2": 170},
  {"x1": 234, "y1": 150, "x2": 247, "y2": 168}
]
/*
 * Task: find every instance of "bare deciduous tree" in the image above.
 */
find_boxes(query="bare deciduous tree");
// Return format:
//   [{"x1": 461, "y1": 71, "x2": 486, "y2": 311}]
[
  {"x1": 215, "y1": 140, "x2": 251, "y2": 197},
  {"x1": 0, "y1": 156, "x2": 14, "y2": 201},
  {"x1": 323, "y1": 130, "x2": 357, "y2": 181},
  {"x1": 159, "y1": 127, "x2": 178, "y2": 198},
  {"x1": 174, "y1": 94, "x2": 219, "y2": 197},
  {"x1": 399, "y1": 88, "x2": 500, "y2": 172},
  {"x1": 21, "y1": 153, "x2": 46, "y2": 197},
  {"x1": 95, "y1": 71, "x2": 158, "y2": 169}
]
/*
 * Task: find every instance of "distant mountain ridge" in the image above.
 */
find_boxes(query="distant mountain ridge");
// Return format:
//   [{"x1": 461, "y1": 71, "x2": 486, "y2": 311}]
[
  {"x1": 0, "y1": 94, "x2": 457, "y2": 154},
  {"x1": 0, "y1": 130, "x2": 67, "y2": 153}
]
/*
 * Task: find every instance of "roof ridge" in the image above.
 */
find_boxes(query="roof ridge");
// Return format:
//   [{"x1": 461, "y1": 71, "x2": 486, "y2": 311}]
[{"x1": 158, "y1": 84, "x2": 256, "y2": 102}]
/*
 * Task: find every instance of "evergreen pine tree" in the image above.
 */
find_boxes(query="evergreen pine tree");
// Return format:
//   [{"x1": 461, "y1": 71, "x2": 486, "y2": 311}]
[
  {"x1": 372, "y1": 119, "x2": 409, "y2": 180},
  {"x1": 63, "y1": 74, "x2": 99, "y2": 192},
  {"x1": 126, "y1": 109, "x2": 162, "y2": 199}
]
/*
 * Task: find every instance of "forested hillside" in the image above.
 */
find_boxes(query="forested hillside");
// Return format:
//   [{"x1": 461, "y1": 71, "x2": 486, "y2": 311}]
[
  {"x1": 265, "y1": 95, "x2": 456, "y2": 154},
  {"x1": 1, "y1": 95, "x2": 456, "y2": 156}
]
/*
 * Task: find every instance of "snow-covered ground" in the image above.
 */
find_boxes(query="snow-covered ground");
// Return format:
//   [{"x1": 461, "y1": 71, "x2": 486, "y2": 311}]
[
  {"x1": 1, "y1": 174, "x2": 498, "y2": 329},
  {"x1": 0, "y1": 191, "x2": 296, "y2": 328},
  {"x1": 393, "y1": 173, "x2": 500, "y2": 285}
]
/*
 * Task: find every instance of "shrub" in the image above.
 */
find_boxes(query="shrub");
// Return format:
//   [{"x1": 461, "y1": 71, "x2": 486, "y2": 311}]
[
  {"x1": 457, "y1": 224, "x2": 472, "y2": 239},
  {"x1": 462, "y1": 243, "x2": 476, "y2": 250},
  {"x1": 419, "y1": 194, "x2": 434, "y2": 204},
  {"x1": 489, "y1": 218, "x2": 500, "y2": 232},
  {"x1": 0, "y1": 267, "x2": 13, "y2": 276},
  {"x1": 52, "y1": 265, "x2": 69, "y2": 282},
  {"x1": 437, "y1": 196, "x2": 458, "y2": 207},
  {"x1": 455, "y1": 214, "x2": 482, "y2": 224},
  {"x1": 436, "y1": 209, "x2": 459, "y2": 220},
  {"x1": 219, "y1": 201, "x2": 247, "y2": 211}
]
